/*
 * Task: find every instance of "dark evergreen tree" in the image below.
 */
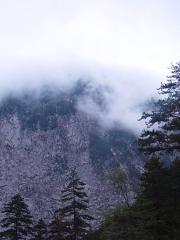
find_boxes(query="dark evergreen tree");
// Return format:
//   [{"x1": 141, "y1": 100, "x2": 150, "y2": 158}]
[
  {"x1": 161, "y1": 157, "x2": 180, "y2": 238},
  {"x1": 48, "y1": 216, "x2": 67, "y2": 240},
  {"x1": 94, "y1": 157, "x2": 180, "y2": 239},
  {"x1": 99, "y1": 205, "x2": 140, "y2": 240},
  {"x1": 31, "y1": 219, "x2": 48, "y2": 240},
  {"x1": 135, "y1": 156, "x2": 167, "y2": 239},
  {"x1": 138, "y1": 62, "x2": 180, "y2": 155},
  {"x1": 55, "y1": 169, "x2": 94, "y2": 240},
  {"x1": 83, "y1": 227, "x2": 103, "y2": 240},
  {"x1": 0, "y1": 193, "x2": 33, "y2": 240}
]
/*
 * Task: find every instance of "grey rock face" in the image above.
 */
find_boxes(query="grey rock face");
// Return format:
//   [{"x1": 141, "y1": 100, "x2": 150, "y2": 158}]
[{"x1": 0, "y1": 89, "x2": 145, "y2": 221}]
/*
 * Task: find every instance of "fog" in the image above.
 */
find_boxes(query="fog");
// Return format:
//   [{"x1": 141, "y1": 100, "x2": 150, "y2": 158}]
[{"x1": 1, "y1": 0, "x2": 180, "y2": 135}]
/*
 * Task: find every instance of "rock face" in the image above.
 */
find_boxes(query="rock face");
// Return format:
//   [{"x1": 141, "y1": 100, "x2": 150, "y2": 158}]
[{"x1": 0, "y1": 84, "x2": 146, "y2": 221}]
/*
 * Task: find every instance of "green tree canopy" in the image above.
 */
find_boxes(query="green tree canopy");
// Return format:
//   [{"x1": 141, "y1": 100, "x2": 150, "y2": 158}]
[
  {"x1": 0, "y1": 194, "x2": 33, "y2": 239},
  {"x1": 54, "y1": 169, "x2": 94, "y2": 240},
  {"x1": 138, "y1": 63, "x2": 180, "y2": 155},
  {"x1": 97, "y1": 157, "x2": 180, "y2": 239},
  {"x1": 135, "y1": 156, "x2": 166, "y2": 239},
  {"x1": 48, "y1": 216, "x2": 67, "y2": 240},
  {"x1": 31, "y1": 219, "x2": 48, "y2": 240},
  {"x1": 99, "y1": 168, "x2": 140, "y2": 240}
]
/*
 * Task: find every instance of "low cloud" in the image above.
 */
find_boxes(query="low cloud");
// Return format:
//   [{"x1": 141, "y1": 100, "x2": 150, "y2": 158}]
[
  {"x1": 0, "y1": 56, "x2": 166, "y2": 135},
  {"x1": 0, "y1": 0, "x2": 177, "y2": 135},
  {"x1": 75, "y1": 63, "x2": 163, "y2": 135}
]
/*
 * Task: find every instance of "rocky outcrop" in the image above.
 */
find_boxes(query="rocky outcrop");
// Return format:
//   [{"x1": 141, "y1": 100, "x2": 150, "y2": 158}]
[{"x1": 0, "y1": 88, "x2": 145, "y2": 221}]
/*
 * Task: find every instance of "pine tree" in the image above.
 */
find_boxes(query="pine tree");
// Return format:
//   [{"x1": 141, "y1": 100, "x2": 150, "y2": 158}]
[
  {"x1": 95, "y1": 158, "x2": 180, "y2": 239},
  {"x1": 0, "y1": 193, "x2": 33, "y2": 240},
  {"x1": 31, "y1": 219, "x2": 48, "y2": 240},
  {"x1": 135, "y1": 156, "x2": 166, "y2": 239},
  {"x1": 138, "y1": 62, "x2": 180, "y2": 155},
  {"x1": 48, "y1": 216, "x2": 67, "y2": 240},
  {"x1": 55, "y1": 169, "x2": 94, "y2": 240},
  {"x1": 161, "y1": 157, "x2": 180, "y2": 238}
]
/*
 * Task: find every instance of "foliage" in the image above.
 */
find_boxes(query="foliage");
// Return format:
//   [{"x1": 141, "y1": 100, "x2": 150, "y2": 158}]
[
  {"x1": 54, "y1": 169, "x2": 94, "y2": 240},
  {"x1": 162, "y1": 157, "x2": 180, "y2": 237},
  {"x1": 100, "y1": 205, "x2": 140, "y2": 240},
  {"x1": 135, "y1": 156, "x2": 166, "y2": 239},
  {"x1": 138, "y1": 63, "x2": 180, "y2": 155},
  {"x1": 96, "y1": 157, "x2": 180, "y2": 239},
  {"x1": 0, "y1": 194, "x2": 33, "y2": 239},
  {"x1": 103, "y1": 168, "x2": 139, "y2": 240},
  {"x1": 106, "y1": 167, "x2": 137, "y2": 208},
  {"x1": 48, "y1": 217, "x2": 67, "y2": 240},
  {"x1": 31, "y1": 219, "x2": 48, "y2": 240},
  {"x1": 0, "y1": 157, "x2": 179, "y2": 239},
  {"x1": 83, "y1": 227, "x2": 103, "y2": 240}
]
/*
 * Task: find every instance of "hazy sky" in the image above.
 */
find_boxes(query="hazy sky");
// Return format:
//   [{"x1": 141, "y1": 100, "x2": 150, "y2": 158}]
[{"x1": 0, "y1": 0, "x2": 180, "y2": 134}]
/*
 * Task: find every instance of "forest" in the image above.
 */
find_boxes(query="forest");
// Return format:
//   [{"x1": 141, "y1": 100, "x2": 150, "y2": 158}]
[{"x1": 0, "y1": 157, "x2": 179, "y2": 240}]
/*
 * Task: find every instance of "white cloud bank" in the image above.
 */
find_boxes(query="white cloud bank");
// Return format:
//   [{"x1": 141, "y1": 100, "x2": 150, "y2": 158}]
[{"x1": 0, "y1": 0, "x2": 180, "y2": 134}]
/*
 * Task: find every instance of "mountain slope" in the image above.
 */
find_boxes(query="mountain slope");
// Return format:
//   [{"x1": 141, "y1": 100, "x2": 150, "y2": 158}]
[{"x1": 0, "y1": 83, "x2": 146, "y2": 221}]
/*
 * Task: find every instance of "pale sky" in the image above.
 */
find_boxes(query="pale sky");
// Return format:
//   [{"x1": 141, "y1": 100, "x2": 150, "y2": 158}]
[{"x1": 0, "y1": 0, "x2": 180, "y2": 133}]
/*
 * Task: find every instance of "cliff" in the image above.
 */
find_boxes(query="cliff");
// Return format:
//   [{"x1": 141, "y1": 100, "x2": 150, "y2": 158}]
[{"x1": 0, "y1": 83, "x2": 146, "y2": 221}]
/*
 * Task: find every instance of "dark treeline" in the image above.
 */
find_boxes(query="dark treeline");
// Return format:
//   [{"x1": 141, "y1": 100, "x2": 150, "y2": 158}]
[
  {"x1": 1, "y1": 157, "x2": 179, "y2": 239},
  {"x1": 0, "y1": 169, "x2": 94, "y2": 240},
  {"x1": 95, "y1": 156, "x2": 180, "y2": 240}
]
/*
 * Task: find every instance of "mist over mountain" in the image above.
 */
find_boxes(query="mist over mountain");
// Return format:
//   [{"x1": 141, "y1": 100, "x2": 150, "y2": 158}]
[
  {"x1": 0, "y1": 62, "x2": 163, "y2": 136},
  {"x1": 0, "y1": 80, "x2": 149, "y2": 221}
]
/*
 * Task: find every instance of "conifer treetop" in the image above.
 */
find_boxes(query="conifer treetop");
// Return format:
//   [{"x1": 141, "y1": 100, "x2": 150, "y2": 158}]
[{"x1": 138, "y1": 63, "x2": 180, "y2": 156}]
